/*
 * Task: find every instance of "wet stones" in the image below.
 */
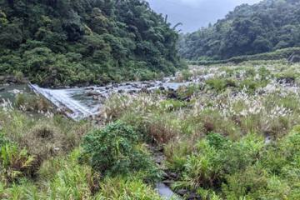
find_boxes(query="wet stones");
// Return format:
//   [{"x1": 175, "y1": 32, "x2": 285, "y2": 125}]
[
  {"x1": 0, "y1": 76, "x2": 5, "y2": 83},
  {"x1": 86, "y1": 90, "x2": 100, "y2": 96},
  {"x1": 277, "y1": 77, "x2": 295, "y2": 85},
  {"x1": 0, "y1": 75, "x2": 18, "y2": 84},
  {"x1": 167, "y1": 89, "x2": 178, "y2": 99},
  {"x1": 118, "y1": 89, "x2": 124, "y2": 94},
  {"x1": 159, "y1": 86, "x2": 165, "y2": 91},
  {"x1": 128, "y1": 90, "x2": 137, "y2": 95}
]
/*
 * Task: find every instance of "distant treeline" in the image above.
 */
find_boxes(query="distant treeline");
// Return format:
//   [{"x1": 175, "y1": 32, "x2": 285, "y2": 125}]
[
  {"x1": 0, "y1": 0, "x2": 183, "y2": 87},
  {"x1": 180, "y1": 0, "x2": 300, "y2": 61},
  {"x1": 187, "y1": 47, "x2": 300, "y2": 65}
]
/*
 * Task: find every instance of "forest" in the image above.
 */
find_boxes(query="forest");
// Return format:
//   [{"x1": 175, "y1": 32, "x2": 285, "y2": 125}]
[
  {"x1": 179, "y1": 0, "x2": 300, "y2": 61},
  {"x1": 0, "y1": 0, "x2": 182, "y2": 87}
]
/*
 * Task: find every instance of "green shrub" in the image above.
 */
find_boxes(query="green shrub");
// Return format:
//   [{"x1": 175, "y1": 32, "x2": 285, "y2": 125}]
[
  {"x1": 0, "y1": 133, "x2": 9, "y2": 148},
  {"x1": 206, "y1": 78, "x2": 227, "y2": 92},
  {"x1": 47, "y1": 150, "x2": 99, "y2": 199},
  {"x1": 96, "y1": 177, "x2": 162, "y2": 200},
  {"x1": 222, "y1": 166, "x2": 269, "y2": 199},
  {"x1": 206, "y1": 78, "x2": 236, "y2": 92},
  {"x1": 177, "y1": 134, "x2": 264, "y2": 189},
  {"x1": 177, "y1": 84, "x2": 201, "y2": 100},
  {"x1": 0, "y1": 143, "x2": 35, "y2": 184},
  {"x1": 81, "y1": 121, "x2": 158, "y2": 177}
]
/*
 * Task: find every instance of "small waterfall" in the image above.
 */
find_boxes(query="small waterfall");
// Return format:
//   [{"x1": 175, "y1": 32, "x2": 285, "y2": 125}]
[
  {"x1": 29, "y1": 84, "x2": 99, "y2": 120},
  {"x1": 28, "y1": 80, "x2": 195, "y2": 121}
]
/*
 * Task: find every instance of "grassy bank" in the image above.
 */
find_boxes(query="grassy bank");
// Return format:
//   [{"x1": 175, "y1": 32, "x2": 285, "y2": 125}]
[
  {"x1": 97, "y1": 61, "x2": 300, "y2": 199},
  {"x1": 0, "y1": 104, "x2": 162, "y2": 199},
  {"x1": 1, "y1": 61, "x2": 300, "y2": 199}
]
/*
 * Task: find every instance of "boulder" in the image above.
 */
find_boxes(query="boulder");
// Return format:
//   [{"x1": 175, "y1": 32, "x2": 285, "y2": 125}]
[
  {"x1": 159, "y1": 86, "x2": 165, "y2": 91},
  {"x1": 86, "y1": 91, "x2": 100, "y2": 96}
]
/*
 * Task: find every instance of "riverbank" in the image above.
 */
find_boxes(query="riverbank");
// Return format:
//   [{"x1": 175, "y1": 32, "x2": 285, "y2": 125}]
[{"x1": 2, "y1": 61, "x2": 300, "y2": 199}]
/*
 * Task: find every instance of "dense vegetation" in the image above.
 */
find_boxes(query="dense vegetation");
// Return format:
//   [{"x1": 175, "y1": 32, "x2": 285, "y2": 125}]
[
  {"x1": 99, "y1": 61, "x2": 300, "y2": 199},
  {"x1": 180, "y1": 0, "x2": 300, "y2": 60},
  {"x1": 2, "y1": 61, "x2": 300, "y2": 199},
  {"x1": 0, "y1": 0, "x2": 182, "y2": 87},
  {"x1": 0, "y1": 101, "x2": 162, "y2": 199}
]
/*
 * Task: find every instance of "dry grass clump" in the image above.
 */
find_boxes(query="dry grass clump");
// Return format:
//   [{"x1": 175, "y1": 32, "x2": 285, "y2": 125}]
[
  {"x1": 15, "y1": 93, "x2": 53, "y2": 113},
  {"x1": 20, "y1": 124, "x2": 64, "y2": 164},
  {"x1": 146, "y1": 117, "x2": 180, "y2": 144}
]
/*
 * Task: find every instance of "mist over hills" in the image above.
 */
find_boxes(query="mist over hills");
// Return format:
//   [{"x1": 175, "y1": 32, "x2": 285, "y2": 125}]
[{"x1": 147, "y1": 0, "x2": 262, "y2": 33}]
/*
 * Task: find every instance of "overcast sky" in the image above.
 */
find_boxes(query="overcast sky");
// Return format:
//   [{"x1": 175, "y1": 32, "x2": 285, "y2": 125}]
[{"x1": 146, "y1": 0, "x2": 262, "y2": 33}]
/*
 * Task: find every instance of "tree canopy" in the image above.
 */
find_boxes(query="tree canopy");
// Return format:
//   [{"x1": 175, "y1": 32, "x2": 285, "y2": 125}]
[
  {"x1": 179, "y1": 0, "x2": 300, "y2": 60},
  {"x1": 0, "y1": 0, "x2": 182, "y2": 87}
]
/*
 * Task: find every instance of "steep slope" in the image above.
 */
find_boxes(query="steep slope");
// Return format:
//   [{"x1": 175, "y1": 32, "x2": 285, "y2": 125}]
[
  {"x1": 180, "y1": 0, "x2": 300, "y2": 60},
  {"x1": 0, "y1": 0, "x2": 182, "y2": 87}
]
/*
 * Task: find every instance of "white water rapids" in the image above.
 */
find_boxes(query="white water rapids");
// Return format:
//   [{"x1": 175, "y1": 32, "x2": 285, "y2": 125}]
[
  {"x1": 30, "y1": 84, "x2": 100, "y2": 120},
  {"x1": 29, "y1": 79, "x2": 194, "y2": 121}
]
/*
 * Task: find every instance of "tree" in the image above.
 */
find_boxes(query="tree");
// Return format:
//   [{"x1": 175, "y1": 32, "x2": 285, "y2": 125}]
[{"x1": 180, "y1": 0, "x2": 300, "y2": 60}]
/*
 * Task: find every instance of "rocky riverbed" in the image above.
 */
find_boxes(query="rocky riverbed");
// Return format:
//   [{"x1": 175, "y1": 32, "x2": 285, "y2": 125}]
[{"x1": 29, "y1": 78, "x2": 195, "y2": 120}]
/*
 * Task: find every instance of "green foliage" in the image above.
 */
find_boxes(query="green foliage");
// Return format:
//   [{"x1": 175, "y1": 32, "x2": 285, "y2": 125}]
[
  {"x1": 177, "y1": 134, "x2": 264, "y2": 189},
  {"x1": 0, "y1": 0, "x2": 183, "y2": 87},
  {"x1": 0, "y1": 142, "x2": 35, "y2": 184},
  {"x1": 180, "y1": 0, "x2": 300, "y2": 61},
  {"x1": 81, "y1": 121, "x2": 159, "y2": 178},
  {"x1": 206, "y1": 78, "x2": 237, "y2": 92},
  {"x1": 46, "y1": 150, "x2": 98, "y2": 200},
  {"x1": 96, "y1": 177, "x2": 162, "y2": 200}
]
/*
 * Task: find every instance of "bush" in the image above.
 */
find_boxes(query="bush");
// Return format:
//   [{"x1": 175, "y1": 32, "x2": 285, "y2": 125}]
[
  {"x1": 222, "y1": 166, "x2": 269, "y2": 199},
  {"x1": 96, "y1": 177, "x2": 162, "y2": 200},
  {"x1": 81, "y1": 121, "x2": 158, "y2": 176},
  {"x1": 177, "y1": 134, "x2": 264, "y2": 189},
  {"x1": 0, "y1": 143, "x2": 36, "y2": 184}
]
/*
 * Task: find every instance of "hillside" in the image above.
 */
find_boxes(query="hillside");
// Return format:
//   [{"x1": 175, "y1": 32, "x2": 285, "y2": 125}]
[
  {"x1": 179, "y1": 0, "x2": 300, "y2": 60},
  {"x1": 0, "y1": 0, "x2": 182, "y2": 87}
]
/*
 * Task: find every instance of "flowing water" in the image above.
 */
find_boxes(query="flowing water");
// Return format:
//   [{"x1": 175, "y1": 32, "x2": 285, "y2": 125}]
[
  {"x1": 156, "y1": 183, "x2": 180, "y2": 199},
  {"x1": 29, "y1": 79, "x2": 193, "y2": 120}
]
